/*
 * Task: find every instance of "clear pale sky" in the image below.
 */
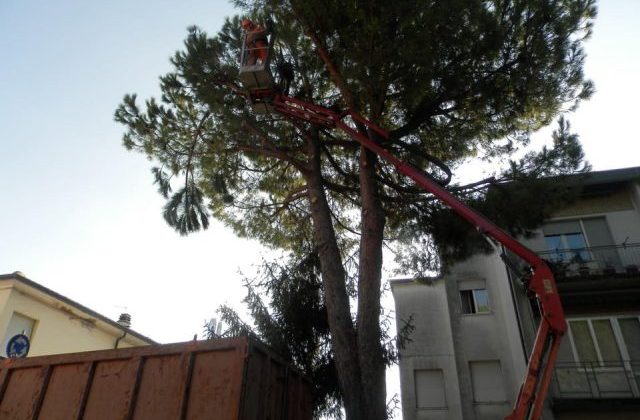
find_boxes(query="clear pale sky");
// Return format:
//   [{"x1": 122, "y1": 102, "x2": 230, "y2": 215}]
[{"x1": 0, "y1": 0, "x2": 638, "y2": 412}]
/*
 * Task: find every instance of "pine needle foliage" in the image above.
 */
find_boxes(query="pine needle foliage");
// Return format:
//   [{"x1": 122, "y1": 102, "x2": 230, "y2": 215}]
[
  {"x1": 115, "y1": 2, "x2": 597, "y2": 418},
  {"x1": 210, "y1": 249, "x2": 343, "y2": 418}
]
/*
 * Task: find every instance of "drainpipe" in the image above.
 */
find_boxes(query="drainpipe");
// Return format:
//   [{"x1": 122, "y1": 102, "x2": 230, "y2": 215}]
[
  {"x1": 114, "y1": 330, "x2": 127, "y2": 349},
  {"x1": 114, "y1": 313, "x2": 131, "y2": 349},
  {"x1": 500, "y1": 246, "x2": 529, "y2": 362},
  {"x1": 483, "y1": 239, "x2": 529, "y2": 362}
]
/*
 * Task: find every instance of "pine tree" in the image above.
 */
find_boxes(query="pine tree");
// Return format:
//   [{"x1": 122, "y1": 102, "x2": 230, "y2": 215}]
[{"x1": 115, "y1": 2, "x2": 596, "y2": 418}]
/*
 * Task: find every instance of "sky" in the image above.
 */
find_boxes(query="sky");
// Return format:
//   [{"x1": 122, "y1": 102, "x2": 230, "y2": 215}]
[{"x1": 0, "y1": 0, "x2": 639, "y2": 414}]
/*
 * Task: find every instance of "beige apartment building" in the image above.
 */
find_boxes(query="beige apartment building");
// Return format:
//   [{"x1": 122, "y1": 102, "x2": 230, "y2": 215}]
[
  {"x1": 393, "y1": 166, "x2": 640, "y2": 419},
  {"x1": 0, "y1": 272, "x2": 154, "y2": 358}
]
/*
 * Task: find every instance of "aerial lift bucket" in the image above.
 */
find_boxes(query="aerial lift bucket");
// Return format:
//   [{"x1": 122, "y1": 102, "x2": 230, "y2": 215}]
[{"x1": 239, "y1": 31, "x2": 274, "y2": 114}]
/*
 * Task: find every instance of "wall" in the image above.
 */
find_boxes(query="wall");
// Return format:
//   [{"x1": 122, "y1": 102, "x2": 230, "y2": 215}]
[
  {"x1": 606, "y1": 208, "x2": 640, "y2": 244},
  {"x1": 392, "y1": 280, "x2": 463, "y2": 420},
  {"x1": 0, "y1": 283, "x2": 147, "y2": 357},
  {"x1": 392, "y1": 257, "x2": 534, "y2": 420},
  {"x1": 0, "y1": 288, "x2": 10, "y2": 317},
  {"x1": 393, "y1": 254, "x2": 558, "y2": 419},
  {"x1": 523, "y1": 209, "x2": 640, "y2": 251},
  {"x1": 521, "y1": 186, "x2": 640, "y2": 251},
  {"x1": 515, "y1": 182, "x2": 640, "y2": 417},
  {"x1": 393, "y1": 179, "x2": 640, "y2": 420},
  {"x1": 446, "y1": 254, "x2": 528, "y2": 419},
  {"x1": 553, "y1": 189, "x2": 634, "y2": 218},
  {"x1": 631, "y1": 183, "x2": 640, "y2": 213}
]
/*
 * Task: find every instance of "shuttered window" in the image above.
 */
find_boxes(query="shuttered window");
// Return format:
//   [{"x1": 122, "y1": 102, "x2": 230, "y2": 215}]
[
  {"x1": 469, "y1": 361, "x2": 507, "y2": 403},
  {"x1": 414, "y1": 369, "x2": 446, "y2": 409}
]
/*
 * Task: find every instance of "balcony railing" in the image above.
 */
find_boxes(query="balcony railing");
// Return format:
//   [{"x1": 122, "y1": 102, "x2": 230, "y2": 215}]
[
  {"x1": 553, "y1": 360, "x2": 640, "y2": 399},
  {"x1": 537, "y1": 243, "x2": 640, "y2": 279}
]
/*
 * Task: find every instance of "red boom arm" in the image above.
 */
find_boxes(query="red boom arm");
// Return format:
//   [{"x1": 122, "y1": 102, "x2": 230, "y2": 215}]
[{"x1": 259, "y1": 92, "x2": 566, "y2": 419}]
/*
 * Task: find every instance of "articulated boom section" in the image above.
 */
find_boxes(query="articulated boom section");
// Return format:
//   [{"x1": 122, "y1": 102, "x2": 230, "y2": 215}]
[{"x1": 250, "y1": 91, "x2": 566, "y2": 419}]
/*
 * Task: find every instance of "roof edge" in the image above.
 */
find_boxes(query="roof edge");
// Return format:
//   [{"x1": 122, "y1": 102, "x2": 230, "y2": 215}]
[{"x1": 0, "y1": 272, "x2": 157, "y2": 345}]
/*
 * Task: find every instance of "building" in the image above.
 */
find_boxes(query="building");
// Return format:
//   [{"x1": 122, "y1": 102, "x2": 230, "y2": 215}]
[
  {"x1": 1, "y1": 272, "x2": 155, "y2": 358},
  {"x1": 392, "y1": 166, "x2": 640, "y2": 419}
]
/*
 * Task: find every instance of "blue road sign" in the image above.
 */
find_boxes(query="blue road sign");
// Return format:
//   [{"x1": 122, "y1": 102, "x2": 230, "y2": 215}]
[{"x1": 6, "y1": 334, "x2": 30, "y2": 358}]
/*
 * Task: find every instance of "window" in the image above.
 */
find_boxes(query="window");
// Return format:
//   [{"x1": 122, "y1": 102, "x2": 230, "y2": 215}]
[
  {"x1": 592, "y1": 320, "x2": 622, "y2": 362},
  {"x1": 570, "y1": 320, "x2": 599, "y2": 362},
  {"x1": 618, "y1": 318, "x2": 640, "y2": 360},
  {"x1": 469, "y1": 361, "x2": 507, "y2": 403},
  {"x1": 2, "y1": 312, "x2": 36, "y2": 357},
  {"x1": 542, "y1": 218, "x2": 619, "y2": 267},
  {"x1": 568, "y1": 316, "x2": 640, "y2": 365},
  {"x1": 460, "y1": 289, "x2": 490, "y2": 314},
  {"x1": 543, "y1": 220, "x2": 589, "y2": 262},
  {"x1": 414, "y1": 369, "x2": 446, "y2": 409}
]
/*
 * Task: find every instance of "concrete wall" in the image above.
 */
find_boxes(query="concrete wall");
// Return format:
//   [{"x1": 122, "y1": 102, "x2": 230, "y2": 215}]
[
  {"x1": 606, "y1": 208, "x2": 640, "y2": 244},
  {"x1": 521, "y1": 186, "x2": 640, "y2": 252},
  {"x1": 393, "y1": 179, "x2": 640, "y2": 420},
  {"x1": 0, "y1": 288, "x2": 10, "y2": 317},
  {"x1": 554, "y1": 189, "x2": 634, "y2": 218},
  {"x1": 631, "y1": 183, "x2": 640, "y2": 212},
  {"x1": 392, "y1": 251, "x2": 532, "y2": 420},
  {"x1": 523, "y1": 209, "x2": 640, "y2": 251},
  {"x1": 0, "y1": 282, "x2": 149, "y2": 357},
  {"x1": 392, "y1": 280, "x2": 463, "y2": 420},
  {"x1": 446, "y1": 254, "x2": 526, "y2": 419}
]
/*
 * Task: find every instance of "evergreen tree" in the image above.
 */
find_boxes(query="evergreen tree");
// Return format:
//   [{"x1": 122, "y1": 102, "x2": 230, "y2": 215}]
[
  {"x1": 115, "y1": 2, "x2": 596, "y2": 418},
  {"x1": 208, "y1": 248, "x2": 344, "y2": 417}
]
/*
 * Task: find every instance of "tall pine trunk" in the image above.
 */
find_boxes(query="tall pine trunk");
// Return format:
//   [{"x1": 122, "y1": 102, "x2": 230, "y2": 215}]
[
  {"x1": 304, "y1": 130, "x2": 365, "y2": 419},
  {"x1": 304, "y1": 128, "x2": 388, "y2": 420},
  {"x1": 357, "y1": 146, "x2": 387, "y2": 420}
]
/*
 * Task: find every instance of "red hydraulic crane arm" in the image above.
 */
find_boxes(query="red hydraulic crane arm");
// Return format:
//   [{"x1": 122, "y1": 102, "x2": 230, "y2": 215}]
[{"x1": 266, "y1": 93, "x2": 566, "y2": 420}]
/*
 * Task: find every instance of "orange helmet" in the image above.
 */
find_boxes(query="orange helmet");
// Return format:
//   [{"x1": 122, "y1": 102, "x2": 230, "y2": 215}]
[{"x1": 241, "y1": 19, "x2": 252, "y2": 29}]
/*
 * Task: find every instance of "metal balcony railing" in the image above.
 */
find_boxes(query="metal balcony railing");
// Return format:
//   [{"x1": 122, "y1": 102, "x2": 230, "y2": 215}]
[
  {"x1": 537, "y1": 243, "x2": 640, "y2": 279},
  {"x1": 553, "y1": 360, "x2": 640, "y2": 399}
]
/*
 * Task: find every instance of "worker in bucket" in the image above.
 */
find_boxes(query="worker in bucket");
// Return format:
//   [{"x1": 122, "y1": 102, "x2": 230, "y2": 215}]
[{"x1": 241, "y1": 18, "x2": 268, "y2": 65}]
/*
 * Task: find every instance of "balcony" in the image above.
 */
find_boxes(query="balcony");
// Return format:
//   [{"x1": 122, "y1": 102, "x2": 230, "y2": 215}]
[
  {"x1": 537, "y1": 243, "x2": 640, "y2": 279},
  {"x1": 526, "y1": 243, "x2": 640, "y2": 308},
  {"x1": 553, "y1": 360, "x2": 640, "y2": 399},
  {"x1": 552, "y1": 361, "x2": 640, "y2": 413}
]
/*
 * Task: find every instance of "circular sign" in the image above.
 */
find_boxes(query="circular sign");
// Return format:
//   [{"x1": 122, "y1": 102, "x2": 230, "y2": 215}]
[{"x1": 6, "y1": 334, "x2": 30, "y2": 358}]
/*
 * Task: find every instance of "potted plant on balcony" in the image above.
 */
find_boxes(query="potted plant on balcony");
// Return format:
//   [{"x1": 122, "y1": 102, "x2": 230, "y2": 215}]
[
  {"x1": 548, "y1": 260, "x2": 568, "y2": 280},
  {"x1": 571, "y1": 252, "x2": 591, "y2": 277}
]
